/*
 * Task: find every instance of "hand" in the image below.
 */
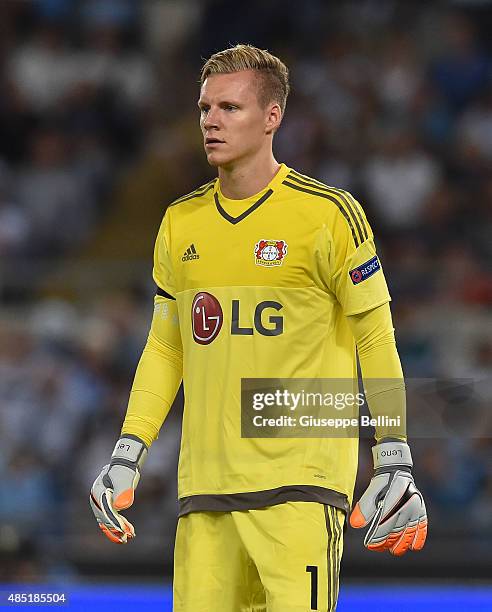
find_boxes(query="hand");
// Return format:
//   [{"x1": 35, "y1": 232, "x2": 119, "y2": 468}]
[
  {"x1": 350, "y1": 440, "x2": 428, "y2": 556},
  {"x1": 90, "y1": 435, "x2": 148, "y2": 544}
]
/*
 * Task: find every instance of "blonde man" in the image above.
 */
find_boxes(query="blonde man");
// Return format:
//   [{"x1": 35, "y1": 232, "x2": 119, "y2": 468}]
[{"x1": 90, "y1": 45, "x2": 427, "y2": 611}]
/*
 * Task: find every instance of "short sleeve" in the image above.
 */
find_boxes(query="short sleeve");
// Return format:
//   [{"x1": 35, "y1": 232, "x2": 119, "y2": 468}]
[
  {"x1": 319, "y1": 198, "x2": 391, "y2": 316},
  {"x1": 153, "y1": 210, "x2": 176, "y2": 297}
]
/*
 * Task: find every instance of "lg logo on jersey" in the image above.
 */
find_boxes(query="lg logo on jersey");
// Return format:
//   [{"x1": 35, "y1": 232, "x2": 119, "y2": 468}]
[
  {"x1": 192, "y1": 292, "x2": 283, "y2": 345},
  {"x1": 192, "y1": 292, "x2": 223, "y2": 345}
]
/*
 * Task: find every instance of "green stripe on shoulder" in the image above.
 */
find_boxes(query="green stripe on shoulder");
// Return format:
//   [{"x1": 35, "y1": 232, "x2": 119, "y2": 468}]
[
  {"x1": 282, "y1": 178, "x2": 360, "y2": 248},
  {"x1": 169, "y1": 179, "x2": 217, "y2": 207},
  {"x1": 287, "y1": 170, "x2": 370, "y2": 244}
]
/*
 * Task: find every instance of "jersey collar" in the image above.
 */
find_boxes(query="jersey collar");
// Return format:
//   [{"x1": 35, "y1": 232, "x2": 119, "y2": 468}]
[{"x1": 214, "y1": 163, "x2": 290, "y2": 225}]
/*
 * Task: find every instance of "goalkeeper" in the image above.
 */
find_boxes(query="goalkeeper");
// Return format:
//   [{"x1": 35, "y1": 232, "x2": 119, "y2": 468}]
[{"x1": 90, "y1": 44, "x2": 427, "y2": 612}]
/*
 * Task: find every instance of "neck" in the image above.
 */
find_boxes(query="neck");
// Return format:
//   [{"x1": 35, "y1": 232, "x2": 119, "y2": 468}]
[{"x1": 218, "y1": 153, "x2": 281, "y2": 200}]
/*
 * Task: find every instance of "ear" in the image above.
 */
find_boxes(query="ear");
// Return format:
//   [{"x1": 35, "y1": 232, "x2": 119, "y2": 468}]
[{"x1": 265, "y1": 103, "x2": 282, "y2": 135}]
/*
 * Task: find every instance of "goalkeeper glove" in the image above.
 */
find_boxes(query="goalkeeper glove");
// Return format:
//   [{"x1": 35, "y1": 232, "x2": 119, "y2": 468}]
[
  {"x1": 89, "y1": 435, "x2": 147, "y2": 544},
  {"x1": 349, "y1": 440, "x2": 428, "y2": 556}
]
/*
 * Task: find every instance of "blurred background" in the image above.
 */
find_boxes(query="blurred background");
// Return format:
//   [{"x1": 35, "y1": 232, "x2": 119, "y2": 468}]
[{"x1": 0, "y1": 0, "x2": 491, "y2": 608}]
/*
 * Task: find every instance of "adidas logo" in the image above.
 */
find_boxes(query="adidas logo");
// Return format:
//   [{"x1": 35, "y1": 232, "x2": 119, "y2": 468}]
[{"x1": 182, "y1": 243, "x2": 200, "y2": 262}]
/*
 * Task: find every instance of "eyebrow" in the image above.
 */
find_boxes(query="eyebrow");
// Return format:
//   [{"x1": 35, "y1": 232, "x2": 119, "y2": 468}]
[{"x1": 197, "y1": 99, "x2": 241, "y2": 108}]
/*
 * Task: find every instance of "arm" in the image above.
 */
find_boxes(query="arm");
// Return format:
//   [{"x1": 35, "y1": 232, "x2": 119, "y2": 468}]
[
  {"x1": 90, "y1": 207, "x2": 183, "y2": 543},
  {"x1": 89, "y1": 293, "x2": 182, "y2": 544},
  {"x1": 346, "y1": 302, "x2": 428, "y2": 555}
]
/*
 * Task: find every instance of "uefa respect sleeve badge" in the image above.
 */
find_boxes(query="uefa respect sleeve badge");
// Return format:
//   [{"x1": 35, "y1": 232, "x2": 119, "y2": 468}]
[{"x1": 349, "y1": 255, "x2": 381, "y2": 284}]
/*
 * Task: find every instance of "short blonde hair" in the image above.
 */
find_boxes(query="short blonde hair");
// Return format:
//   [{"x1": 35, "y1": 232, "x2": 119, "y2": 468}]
[{"x1": 200, "y1": 44, "x2": 290, "y2": 113}]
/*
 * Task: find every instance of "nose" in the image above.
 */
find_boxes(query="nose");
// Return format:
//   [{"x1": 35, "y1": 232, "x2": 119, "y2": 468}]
[{"x1": 203, "y1": 107, "x2": 220, "y2": 131}]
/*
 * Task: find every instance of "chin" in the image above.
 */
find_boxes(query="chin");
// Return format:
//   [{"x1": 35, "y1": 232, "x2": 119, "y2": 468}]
[
  {"x1": 205, "y1": 150, "x2": 245, "y2": 170},
  {"x1": 206, "y1": 155, "x2": 221, "y2": 168}
]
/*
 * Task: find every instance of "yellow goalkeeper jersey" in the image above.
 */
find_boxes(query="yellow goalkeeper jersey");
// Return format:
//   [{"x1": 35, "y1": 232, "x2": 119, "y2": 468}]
[{"x1": 153, "y1": 163, "x2": 391, "y2": 515}]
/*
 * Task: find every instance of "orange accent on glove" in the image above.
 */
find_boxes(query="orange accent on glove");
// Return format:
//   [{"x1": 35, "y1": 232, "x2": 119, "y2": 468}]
[
  {"x1": 349, "y1": 503, "x2": 367, "y2": 528},
  {"x1": 113, "y1": 488, "x2": 134, "y2": 510}
]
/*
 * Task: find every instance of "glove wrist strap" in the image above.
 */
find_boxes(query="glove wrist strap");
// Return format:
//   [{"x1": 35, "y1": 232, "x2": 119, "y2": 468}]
[
  {"x1": 111, "y1": 435, "x2": 148, "y2": 469},
  {"x1": 372, "y1": 440, "x2": 412, "y2": 470}
]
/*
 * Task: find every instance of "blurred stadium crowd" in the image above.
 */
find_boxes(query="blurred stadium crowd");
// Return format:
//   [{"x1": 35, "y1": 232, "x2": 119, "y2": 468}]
[{"x1": 0, "y1": 0, "x2": 491, "y2": 582}]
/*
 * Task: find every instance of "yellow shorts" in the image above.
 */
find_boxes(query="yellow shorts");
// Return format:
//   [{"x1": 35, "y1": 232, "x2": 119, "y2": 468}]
[{"x1": 173, "y1": 501, "x2": 345, "y2": 612}]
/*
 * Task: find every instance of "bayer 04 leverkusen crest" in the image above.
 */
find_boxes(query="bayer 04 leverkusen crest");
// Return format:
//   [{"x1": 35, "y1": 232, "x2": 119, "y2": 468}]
[{"x1": 254, "y1": 239, "x2": 288, "y2": 267}]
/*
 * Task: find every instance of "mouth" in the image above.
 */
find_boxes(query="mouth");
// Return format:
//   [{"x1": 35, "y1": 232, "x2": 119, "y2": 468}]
[{"x1": 205, "y1": 138, "x2": 225, "y2": 147}]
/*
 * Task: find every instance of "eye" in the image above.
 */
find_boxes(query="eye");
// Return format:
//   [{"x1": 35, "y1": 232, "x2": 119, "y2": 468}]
[
  {"x1": 225, "y1": 105, "x2": 237, "y2": 112},
  {"x1": 199, "y1": 105, "x2": 210, "y2": 114}
]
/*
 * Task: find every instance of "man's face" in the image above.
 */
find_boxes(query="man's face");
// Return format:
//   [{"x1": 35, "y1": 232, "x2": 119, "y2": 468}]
[{"x1": 198, "y1": 71, "x2": 274, "y2": 168}]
